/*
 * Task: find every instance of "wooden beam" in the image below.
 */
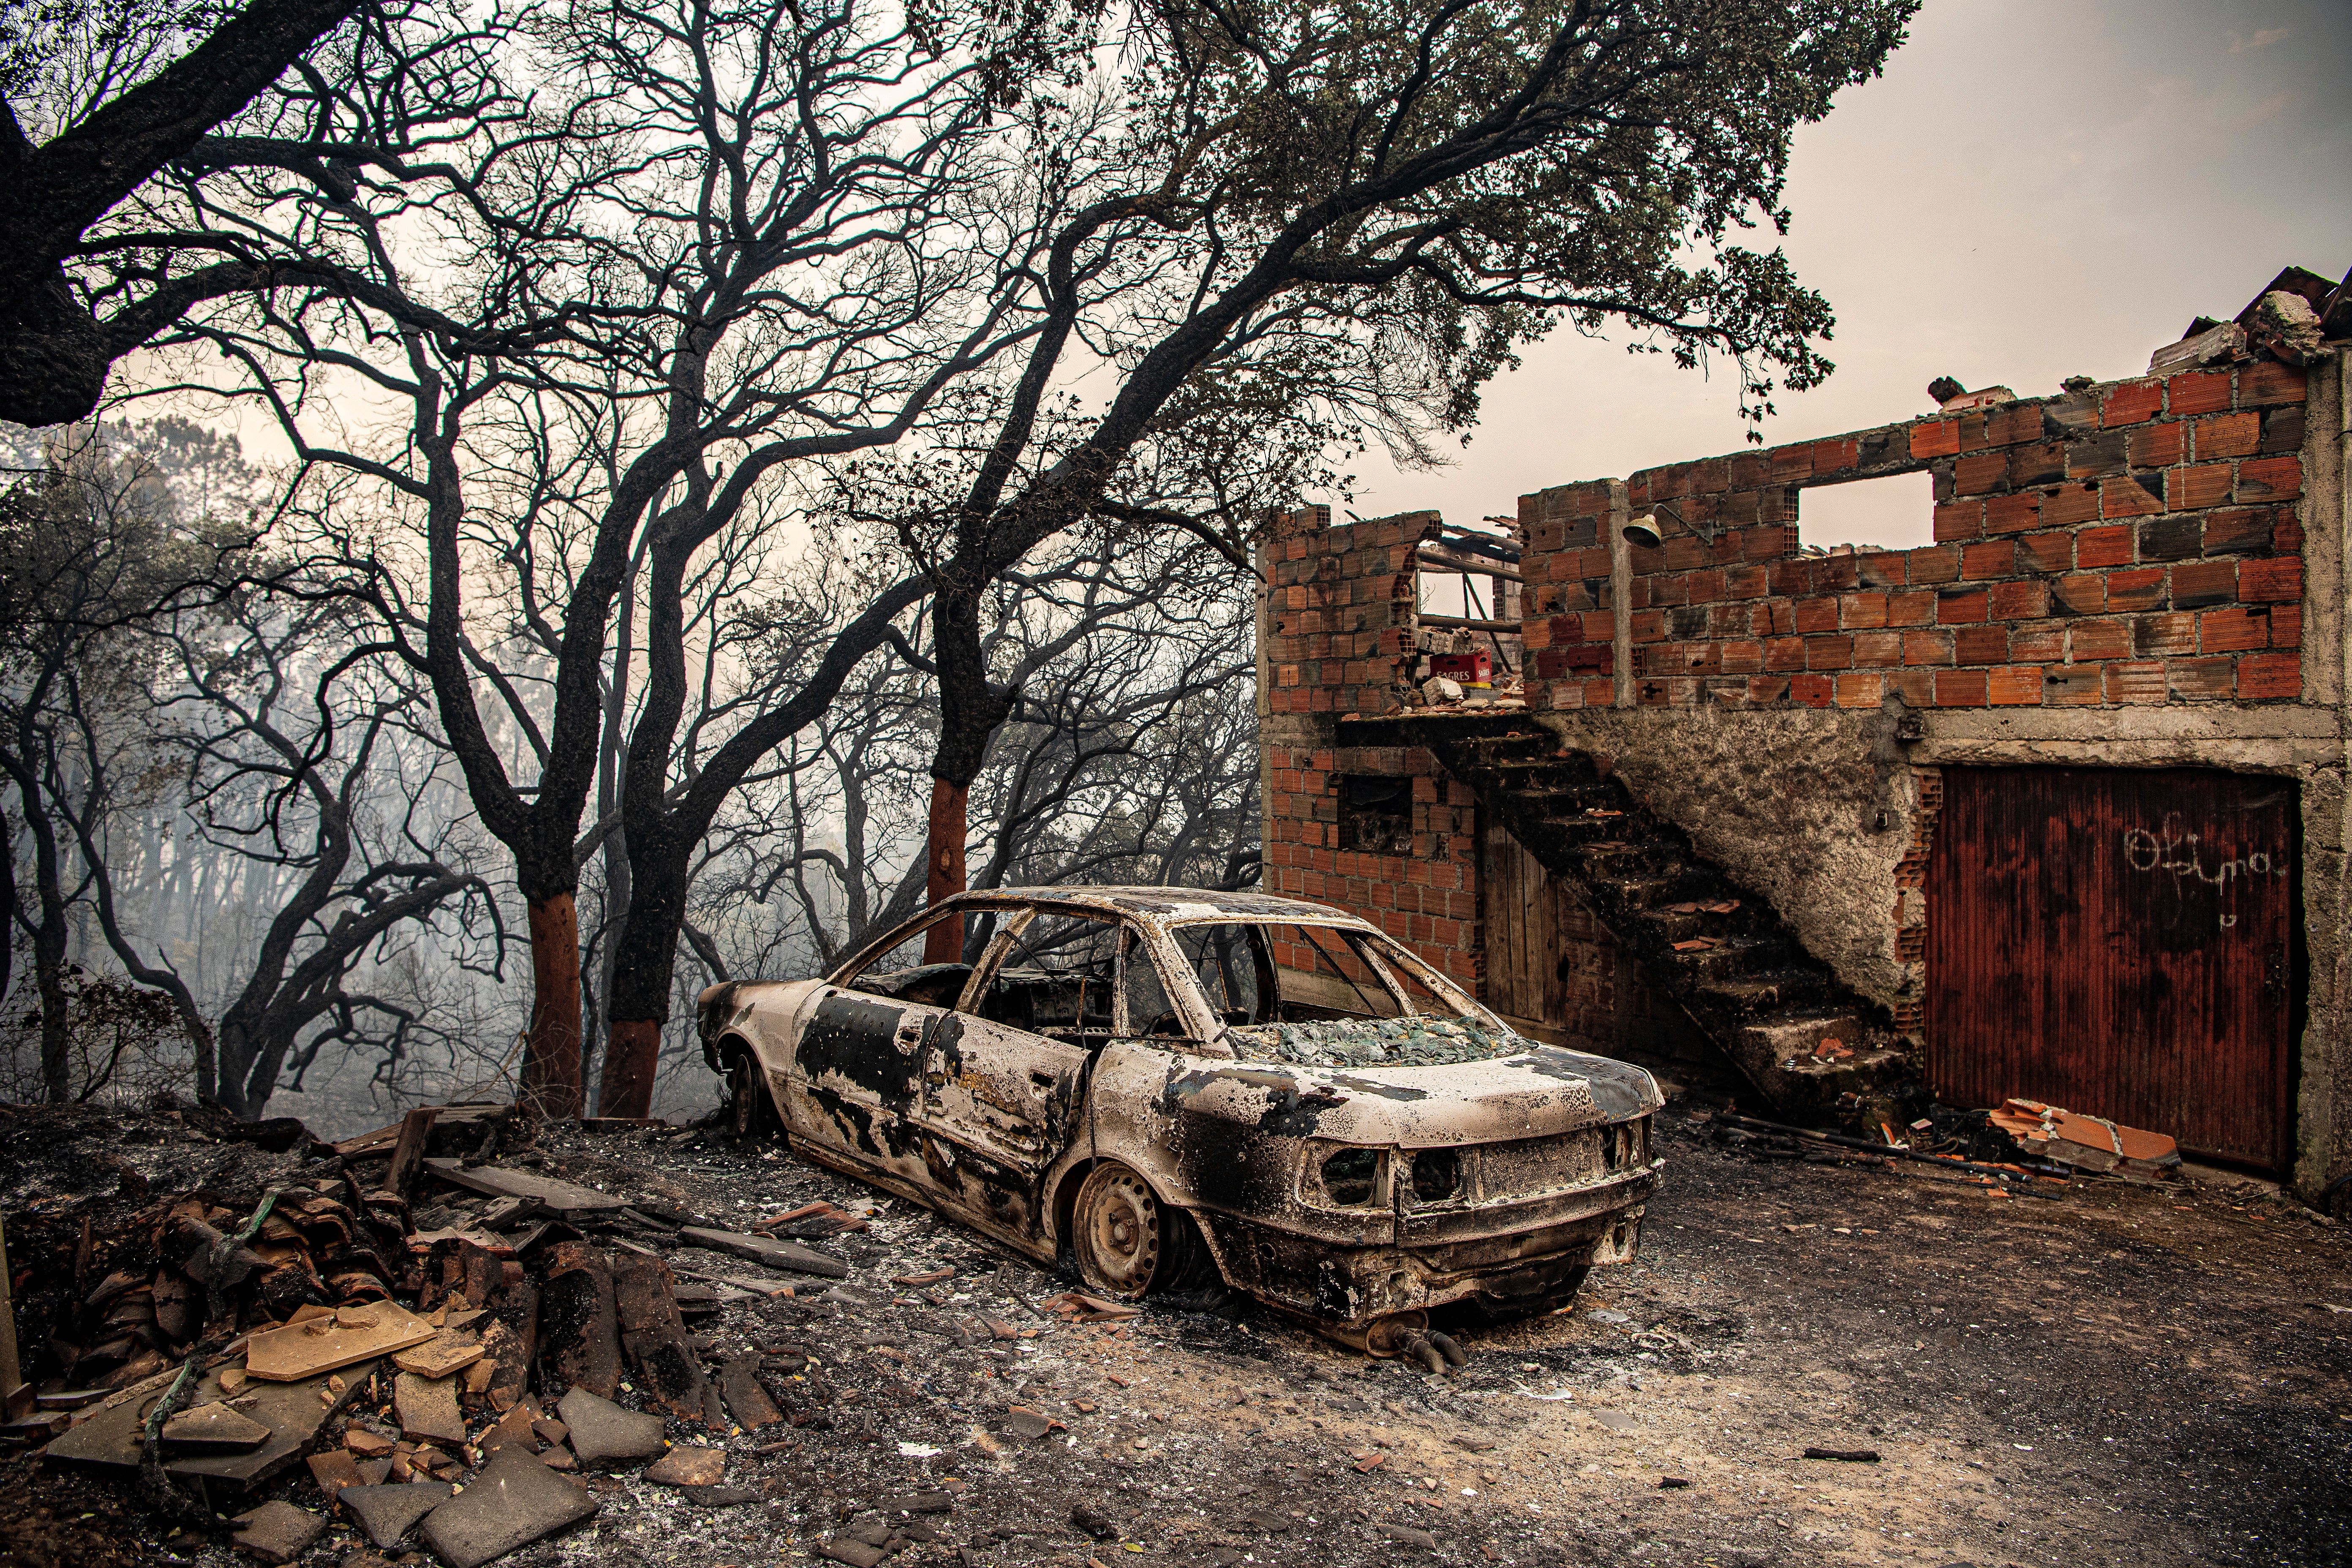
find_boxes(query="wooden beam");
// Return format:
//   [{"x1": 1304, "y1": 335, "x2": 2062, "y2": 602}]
[
  {"x1": 1416, "y1": 547, "x2": 1524, "y2": 583},
  {"x1": 386, "y1": 1107, "x2": 441, "y2": 1198},
  {"x1": 1416, "y1": 612, "x2": 1522, "y2": 632}
]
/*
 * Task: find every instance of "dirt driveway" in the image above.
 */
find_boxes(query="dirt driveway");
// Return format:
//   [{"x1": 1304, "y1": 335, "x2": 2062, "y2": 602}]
[{"x1": 39, "y1": 1105, "x2": 2352, "y2": 1568}]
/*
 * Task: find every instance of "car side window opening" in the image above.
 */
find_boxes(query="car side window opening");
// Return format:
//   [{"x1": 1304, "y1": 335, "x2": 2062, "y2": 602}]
[
  {"x1": 838, "y1": 909, "x2": 971, "y2": 1008},
  {"x1": 969, "y1": 912, "x2": 1122, "y2": 1047},
  {"x1": 1118, "y1": 927, "x2": 1190, "y2": 1040},
  {"x1": 1170, "y1": 922, "x2": 1271, "y2": 1025}
]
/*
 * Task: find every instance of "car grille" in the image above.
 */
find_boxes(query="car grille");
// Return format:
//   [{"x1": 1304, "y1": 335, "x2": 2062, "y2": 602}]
[{"x1": 1473, "y1": 1120, "x2": 1645, "y2": 1203}]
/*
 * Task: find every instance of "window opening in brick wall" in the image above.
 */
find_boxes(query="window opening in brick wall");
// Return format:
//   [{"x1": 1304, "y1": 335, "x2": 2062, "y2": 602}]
[
  {"x1": 1797, "y1": 470, "x2": 1935, "y2": 553},
  {"x1": 1413, "y1": 525, "x2": 1515, "y2": 615},
  {"x1": 1337, "y1": 776, "x2": 1413, "y2": 855},
  {"x1": 1416, "y1": 524, "x2": 1522, "y2": 674}
]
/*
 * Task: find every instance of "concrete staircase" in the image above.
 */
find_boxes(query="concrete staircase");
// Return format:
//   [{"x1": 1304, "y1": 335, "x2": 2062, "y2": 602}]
[{"x1": 1378, "y1": 715, "x2": 1908, "y2": 1119}]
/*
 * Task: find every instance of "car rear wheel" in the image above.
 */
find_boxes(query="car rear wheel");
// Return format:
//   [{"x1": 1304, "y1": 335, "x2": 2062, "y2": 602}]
[
  {"x1": 724, "y1": 1051, "x2": 777, "y2": 1141},
  {"x1": 1072, "y1": 1161, "x2": 1184, "y2": 1299}
]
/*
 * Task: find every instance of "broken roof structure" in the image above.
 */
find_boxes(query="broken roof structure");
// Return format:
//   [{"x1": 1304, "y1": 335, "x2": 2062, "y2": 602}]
[{"x1": 1255, "y1": 264, "x2": 2352, "y2": 1200}]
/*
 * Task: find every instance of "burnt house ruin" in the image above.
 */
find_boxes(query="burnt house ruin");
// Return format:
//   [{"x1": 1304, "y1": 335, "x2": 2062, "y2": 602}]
[{"x1": 1255, "y1": 268, "x2": 2352, "y2": 1198}]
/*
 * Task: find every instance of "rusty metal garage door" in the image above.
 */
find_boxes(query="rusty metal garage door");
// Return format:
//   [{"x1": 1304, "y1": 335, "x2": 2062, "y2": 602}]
[{"x1": 1925, "y1": 767, "x2": 2297, "y2": 1171}]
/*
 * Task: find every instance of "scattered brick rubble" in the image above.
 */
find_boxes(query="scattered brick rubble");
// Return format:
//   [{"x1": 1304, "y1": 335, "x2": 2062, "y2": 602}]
[{"x1": 1985, "y1": 1097, "x2": 2182, "y2": 1179}]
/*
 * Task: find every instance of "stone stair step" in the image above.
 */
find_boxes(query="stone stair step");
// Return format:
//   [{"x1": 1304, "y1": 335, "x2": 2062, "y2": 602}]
[
  {"x1": 1658, "y1": 935, "x2": 1792, "y2": 983},
  {"x1": 1507, "y1": 811, "x2": 1632, "y2": 851},
  {"x1": 1482, "y1": 763, "x2": 1600, "y2": 795},
  {"x1": 1512, "y1": 786, "x2": 1628, "y2": 817},
  {"x1": 1466, "y1": 735, "x2": 1558, "y2": 764},
  {"x1": 1582, "y1": 870, "x2": 1696, "y2": 906},
  {"x1": 1693, "y1": 967, "x2": 1832, "y2": 1017},
  {"x1": 1572, "y1": 839, "x2": 1689, "y2": 880},
  {"x1": 1634, "y1": 904, "x2": 1769, "y2": 942},
  {"x1": 1724, "y1": 1013, "x2": 1907, "y2": 1118}
]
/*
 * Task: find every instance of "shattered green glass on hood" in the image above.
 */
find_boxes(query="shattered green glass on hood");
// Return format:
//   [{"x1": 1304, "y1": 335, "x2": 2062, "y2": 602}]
[{"x1": 1220, "y1": 1016, "x2": 1533, "y2": 1069}]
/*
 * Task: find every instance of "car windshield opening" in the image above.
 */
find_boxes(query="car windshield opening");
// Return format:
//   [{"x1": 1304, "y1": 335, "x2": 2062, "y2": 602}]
[{"x1": 1177, "y1": 920, "x2": 1527, "y2": 1069}]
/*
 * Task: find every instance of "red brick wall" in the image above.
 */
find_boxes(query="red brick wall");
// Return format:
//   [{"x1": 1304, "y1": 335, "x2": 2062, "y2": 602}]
[
  {"x1": 1518, "y1": 361, "x2": 2310, "y2": 713},
  {"x1": 1515, "y1": 479, "x2": 1619, "y2": 704},
  {"x1": 1263, "y1": 740, "x2": 1482, "y2": 987},
  {"x1": 1264, "y1": 507, "x2": 1441, "y2": 719}
]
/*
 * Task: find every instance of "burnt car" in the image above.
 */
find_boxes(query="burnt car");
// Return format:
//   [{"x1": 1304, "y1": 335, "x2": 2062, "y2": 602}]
[{"x1": 698, "y1": 887, "x2": 1661, "y2": 1360}]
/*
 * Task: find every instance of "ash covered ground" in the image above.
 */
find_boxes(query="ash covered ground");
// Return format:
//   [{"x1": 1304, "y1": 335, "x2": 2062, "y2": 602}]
[{"x1": 7, "y1": 1105, "x2": 2350, "y2": 1568}]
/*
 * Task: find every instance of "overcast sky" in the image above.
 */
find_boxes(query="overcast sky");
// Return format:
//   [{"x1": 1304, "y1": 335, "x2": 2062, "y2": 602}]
[{"x1": 1350, "y1": 0, "x2": 2352, "y2": 555}]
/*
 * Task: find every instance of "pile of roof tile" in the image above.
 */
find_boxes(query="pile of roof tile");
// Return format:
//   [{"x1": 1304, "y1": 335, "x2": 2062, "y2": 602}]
[{"x1": 2, "y1": 1100, "x2": 848, "y2": 1565}]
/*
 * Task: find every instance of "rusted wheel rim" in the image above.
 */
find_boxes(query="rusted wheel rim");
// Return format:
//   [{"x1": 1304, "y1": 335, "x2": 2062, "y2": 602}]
[{"x1": 1074, "y1": 1162, "x2": 1162, "y2": 1298}]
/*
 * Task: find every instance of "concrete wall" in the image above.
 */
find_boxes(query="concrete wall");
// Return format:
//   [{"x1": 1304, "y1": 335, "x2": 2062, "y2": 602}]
[{"x1": 1524, "y1": 703, "x2": 1918, "y2": 1014}]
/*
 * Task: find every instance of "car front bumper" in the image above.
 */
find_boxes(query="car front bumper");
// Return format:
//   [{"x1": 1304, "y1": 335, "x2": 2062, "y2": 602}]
[{"x1": 1190, "y1": 1160, "x2": 1661, "y2": 1330}]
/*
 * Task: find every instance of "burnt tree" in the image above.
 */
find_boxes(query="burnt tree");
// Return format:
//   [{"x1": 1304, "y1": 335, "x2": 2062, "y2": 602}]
[
  {"x1": 0, "y1": 0, "x2": 357, "y2": 424},
  {"x1": 908, "y1": 0, "x2": 1914, "y2": 952}
]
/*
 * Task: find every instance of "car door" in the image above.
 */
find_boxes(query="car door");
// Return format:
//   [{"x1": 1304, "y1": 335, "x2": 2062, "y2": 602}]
[
  {"x1": 786, "y1": 916, "x2": 961, "y2": 1192},
  {"x1": 912, "y1": 910, "x2": 1120, "y2": 1240}
]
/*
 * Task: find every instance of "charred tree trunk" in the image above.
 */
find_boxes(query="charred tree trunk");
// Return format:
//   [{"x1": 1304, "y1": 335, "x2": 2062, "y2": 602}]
[
  {"x1": 920, "y1": 778, "x2": 970, "y2": 963},
  {"x1": 31, "y1": 894, "x2": 69, "y2": 1105},
  {"x1": 595, "y1": 529, "x2": 698, "y2": 1121},
  {"x1": 525, "y1": 891, "x2": 586, "y2": 1117},
  {"x1": 920, "y1": 584, "x2": 1014, "y2": 963},
  {"x1": 595, "y1": 823, "x2": 686, "y2": 1119},
  {"x1": 596, "y1": 553, "x2": 934, "y2": 1111},
  {"x1": 2, "y1": 762, "x2": 72, "y2": 1102},
  {"x1": 415, "y1": 399, "x2": 632, "y2": 1124}
]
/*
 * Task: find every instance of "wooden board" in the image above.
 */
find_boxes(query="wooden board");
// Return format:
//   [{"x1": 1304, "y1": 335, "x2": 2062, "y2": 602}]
[
  {"x1": 1479, "y1": 817, "x2": 1566, "y2": 1029},
  {"x1": 332, "y1": 1103, "x2": 509, "y2": 1158},
  {"x1": 676, "y1": 1228, "x2": 849, "y2": 1279},
  {"x1": 421, "y1": 1159, "x2": 625, "y2": 1214},
  {"x1": 1926, "y1": 766, "x2": 2297, "y2": 1171}
]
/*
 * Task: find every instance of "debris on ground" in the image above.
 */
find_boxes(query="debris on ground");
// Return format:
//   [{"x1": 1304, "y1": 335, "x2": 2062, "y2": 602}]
[
  {"x1": 1986, "y1": 1097, "x2": 2182, "y2": 1180},
  {"x1": 0, "y1": 1100, "x2": 845, "y2": 1565},
  {"x1": 1707, "y1": 1110, "x2": 2070, "y2": 1197},
  {"x1": 8, "y1": 1094, "x2": 2345, "y2": 1568}
]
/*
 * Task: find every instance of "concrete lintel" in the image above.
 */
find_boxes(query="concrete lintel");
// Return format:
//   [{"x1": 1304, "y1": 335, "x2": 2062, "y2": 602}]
[
  {"x1": 1916, "y1": 736, "x2": 2345, "y2": 772},
  {"x1": 1918, "y1": 706, "x2": 2342, "y2": 746}
]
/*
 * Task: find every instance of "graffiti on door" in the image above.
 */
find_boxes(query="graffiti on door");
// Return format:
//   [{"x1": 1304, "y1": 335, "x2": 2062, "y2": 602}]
[{"x1": 2121, "y1": 813, "x2": 2292, "y2": 932}]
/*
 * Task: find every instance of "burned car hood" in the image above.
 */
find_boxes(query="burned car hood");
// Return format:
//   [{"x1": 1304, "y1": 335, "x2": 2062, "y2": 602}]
[{"x1": 1159, "y1": 1042, "x2": 1660, "y2": 1146}]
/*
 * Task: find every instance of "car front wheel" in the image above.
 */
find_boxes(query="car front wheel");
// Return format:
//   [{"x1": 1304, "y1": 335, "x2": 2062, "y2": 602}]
[{"x1": 1072, "y1": 1161, "x2": 1178, "y2": 1299}]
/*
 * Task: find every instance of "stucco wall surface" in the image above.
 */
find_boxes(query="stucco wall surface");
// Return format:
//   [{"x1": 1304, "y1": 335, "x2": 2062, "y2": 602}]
[{"x1": 1530, "y1": 705, "x2": 1914, "y2": 1015}]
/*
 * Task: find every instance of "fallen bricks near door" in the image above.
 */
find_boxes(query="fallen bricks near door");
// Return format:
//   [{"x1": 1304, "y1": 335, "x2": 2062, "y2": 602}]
[{"x1": 1986, "y1": 1097, "x2": 2185, "y2": 1179}]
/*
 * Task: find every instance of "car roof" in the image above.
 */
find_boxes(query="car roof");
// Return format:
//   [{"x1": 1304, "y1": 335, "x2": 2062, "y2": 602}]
[{"x1": 943, "y1": 886, "x2": 1372, "y2": 926}]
